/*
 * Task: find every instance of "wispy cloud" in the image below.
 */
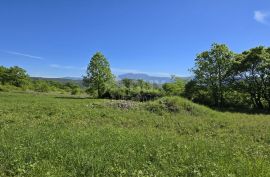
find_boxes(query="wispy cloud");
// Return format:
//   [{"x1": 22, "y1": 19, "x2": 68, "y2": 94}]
[
  {"x1": 254, "y1": 10, "x2": 269, "y2": 25},
  {"x1": 50, "y1": 64, "x2": 85, "y2": 70},
  {"x1": 111, "y1": 67, "x2": 172, "y2": 77},
  {"x1": 1, "y1": 50, "x2": 44, "y2": 60}
]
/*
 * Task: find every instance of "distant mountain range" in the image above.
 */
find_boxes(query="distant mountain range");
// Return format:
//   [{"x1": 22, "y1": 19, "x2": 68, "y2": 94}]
[
  {"x1": 118, "y1": 73, "x2": 192, "y2": 84},
  {"x1": 31, "y1": 73, "x2": 192, "y2": 85},
  {"x1": 118, "y1": 73, "x2": 171, "y2": 84}
]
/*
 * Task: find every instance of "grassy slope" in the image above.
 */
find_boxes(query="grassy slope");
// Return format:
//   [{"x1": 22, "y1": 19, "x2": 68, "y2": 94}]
[{"x1": 0, "y1": 92, "x2": 269, "y2": 176}]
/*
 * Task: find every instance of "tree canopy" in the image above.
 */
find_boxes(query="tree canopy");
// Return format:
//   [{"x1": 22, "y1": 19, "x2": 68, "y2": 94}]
[
  {"x1": 83, "y1": 52, "x2": 114, "y2": 98},
  {"x1": 186, "y1": 43, "x2": 270, "y2": 111},
  {"x1": 192, "y1": 43, "x2": 234, "y2": 107}
]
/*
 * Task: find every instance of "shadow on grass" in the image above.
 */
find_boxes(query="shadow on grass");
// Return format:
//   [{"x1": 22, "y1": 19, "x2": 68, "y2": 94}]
[{"x1": 213, "y1": 107, "x2": 270, "y2": 115}]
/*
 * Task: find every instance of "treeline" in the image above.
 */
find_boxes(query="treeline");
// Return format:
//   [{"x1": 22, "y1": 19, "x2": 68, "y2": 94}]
[
  {"x1": 0, "y1": 65, "x2": 185, "y2": 101},
  {"x1": 83, "y1": 52, "x2": 186, "y2": 101},
  {"x1": 103, "y1": 78, "x2": 185, "y2": 101},
  {"x1": 3, "y1": 44, "x2": 269, "y2": 111},
  {"x1": 185, "y1": 44, "x2": 270, "y2": 111},
  {"x1": 0, "y1": 64, "x2": 185, "y2": 100},
  {"x1": 102, "y1": 78, "x2": 163, "y2": 101},
  {"x1": 0, "y1": 66, "x2": 82, "y2": 94}
]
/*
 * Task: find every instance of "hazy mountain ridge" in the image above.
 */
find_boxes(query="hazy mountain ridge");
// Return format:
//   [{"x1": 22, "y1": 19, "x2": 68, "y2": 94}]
[
  {"x1": 118, "y1": 73, "x2": 171, "y2": 84},
  {"x1": 118, "y1": 73, "x2": 192, "y2": 84},
  {"x1": 31, "y1": 73, "x2": 192, "y2": 85}
]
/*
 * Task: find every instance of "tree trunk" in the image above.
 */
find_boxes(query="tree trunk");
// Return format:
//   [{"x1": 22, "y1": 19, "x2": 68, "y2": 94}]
[
  {"x1": 218, "y1": 65, "x2": 223, "y2": 108},
  {"x1": 97, "y1": 84, "x2": 101, "y2": 98}
]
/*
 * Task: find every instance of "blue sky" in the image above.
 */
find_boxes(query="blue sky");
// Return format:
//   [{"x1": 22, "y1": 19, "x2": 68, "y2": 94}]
[{"x1": 0, "y1": 0, "x2": 270, "y2": 78}]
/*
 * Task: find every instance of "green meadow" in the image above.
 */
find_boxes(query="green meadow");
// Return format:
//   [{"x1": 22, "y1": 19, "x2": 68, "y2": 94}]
[{"x1": 0, "y1": 92, "x2": 269, "y2": 176}]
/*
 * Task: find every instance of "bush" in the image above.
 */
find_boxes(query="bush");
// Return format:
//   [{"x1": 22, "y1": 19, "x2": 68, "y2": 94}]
[
  {"x1": 135, "y1": 89, "x2": 163, "y2": 101},
  {"x1": 103, "y1": 87, "x2": 126, "y2": 100},
  {"x1": 103, "y1": 87, "x2": 163, "y2": 101},
  {"x1": 146, "y1": 97, "x2": 180, "y2": 114},
  {"x1": 145, "y1": 101, "x2": 166, "y2": 115},
  {"x1": 145, "y1": 96, "x2": 213, "y2": 116},
  {"x1": 223, "y1": 91, "x2": 252, "y2": 109},
  {"x1": 0, "y1": 84, "x2": 22, "y2": 92},
  {"x1": 162, "y1": 78, "x2": 185, "y2": 96},
  {"x1": 33, "y1": 81, "x2": 50, "y2": 92},
  {"x1": 71, "y1": 88, "x2": 81, "y2": 95}
]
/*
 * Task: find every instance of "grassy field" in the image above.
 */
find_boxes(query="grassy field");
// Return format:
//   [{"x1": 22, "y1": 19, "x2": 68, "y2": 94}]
[{"x1": 0, "y1": 92, "x2": 270, "y2": 176}]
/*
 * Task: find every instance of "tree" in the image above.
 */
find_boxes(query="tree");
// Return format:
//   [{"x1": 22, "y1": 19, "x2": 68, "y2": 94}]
[
  {"x1": 0, "y1": 66, "x2": 8, "y2": 84},
  {"x1": 232, "y1": 46, "x2": 270, "y2": 109},
  {"x1": 192, "y1": 43, "x2": 234, "y2": 107},
  {"x1": 83, "y1": 52, "x2": 114, "y2": 98},
  {"x1": 162, "y1": 76, "x2": 185, "y2": 96},
  {"x1": 0, "y1": 66, "x2": 29, "y2": 87},
  {"x1": 121, "y1": 78, "x2": 133, "y2": 89},
  {"x1": 265, "y1": 47, "x2": 270, "y2": 109}
]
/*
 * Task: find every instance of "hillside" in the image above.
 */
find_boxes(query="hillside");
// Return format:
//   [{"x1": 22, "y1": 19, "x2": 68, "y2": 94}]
[
  {"x1": 0, "y1": 92, "x2": 269, "y2": 176},
  {"x1": 31, "y1": 77, "x2": 83, "y2": 86}
]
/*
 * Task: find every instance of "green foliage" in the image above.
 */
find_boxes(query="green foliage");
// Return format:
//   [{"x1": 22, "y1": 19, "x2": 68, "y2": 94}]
[
  {"x1": 162, "y1": 76, "x2": 185, "y2": 96},
  {"x1": 83, "y1": 52, "x2": 114, "y2": 97},
  {"x1": 192, "y1": 43, "x2": 234, "y2": 107},
  {"x1": 29, "y1": 79, "x2": 83, "y2": 94},
  {"x1": 186, "y1": 44, "x2": 270, "y2": 111},
  {"x1": 71, "y1": 88, "x2": 81, "y2": 95},
  {"x1": 103, "y1": 79, "x2": 163, "y2": 101},
  {"x1": 146, "y1": 96, "x2": 213, "y2": 116},
  {"x1": 232, "y1": 46, "x2": 270, "y2": 109},
  {"x1": 0, "y1": 66, "x2": 29, "y2": 87},
  {"x1": 32, "y1": 80, "x2": 50, "y2": 92},
  {"x1": 1, "y1": 92, "x2": 270, "y2": 176},
  {"x1": 104, "y1": 86, "x2": 163, "y2": 101},
  {"x1": 0, "y1": 66, "x2": 84, "y2": 95},
  {"x1": 0, "y1": 84, "x2": 24, "y2": 92}
]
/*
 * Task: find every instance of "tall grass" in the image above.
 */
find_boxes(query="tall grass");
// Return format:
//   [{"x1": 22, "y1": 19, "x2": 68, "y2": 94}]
[{"x1": 0, "y1": 92, "x2": 269, "y2": 176}]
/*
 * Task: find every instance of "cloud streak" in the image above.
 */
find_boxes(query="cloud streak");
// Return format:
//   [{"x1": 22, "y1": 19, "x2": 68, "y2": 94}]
[
  {"x1": 254, "y1": 10, "x2": 269, "y2": 25},
  {"x1": 1, "y1": 50, "x2": 44, "y2": 60},
  {"x1": 50, "y1": 64, "x2": 85, "y2": 70}
]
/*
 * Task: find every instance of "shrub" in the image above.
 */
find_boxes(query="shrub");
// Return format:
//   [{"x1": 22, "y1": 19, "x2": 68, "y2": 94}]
[
  {"x1": 71, "y1": 88, "x2": 81, "y2": 95},
  {"x1": 160, "y1": 97, "x2": 180, "y2": 112},
  {"x1": 145, "y1": 97, "x2": 180, "y2": 115},
  {"x1": 145, "y1": 101, "x2": 166, "y2": 115},
  {"x1": 0, "y1": 84, "x2": 22, "y2": 92},
  {"x1": 162, "y1": 77, "x2": 185, "y2": 96},
  {"x1": 145, "y1": 96, "x2": 213, "y2": 116},
  {"x1": 33, "y1": 81, "x2": 50, "y2": 92},
  {"x1": 102, "y1": 87, "x2": 163, "y2": 102}
]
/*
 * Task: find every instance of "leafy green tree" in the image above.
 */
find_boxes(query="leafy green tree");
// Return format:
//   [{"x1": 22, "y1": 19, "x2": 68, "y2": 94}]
[
  {"x1": 0, "y1": 66, "x2": 8, "y2": 84},
  {"x1": 0, "y1": 66, "x2": 29, "y2": 87},
  {"x1": 265, "y1": 47, "x2": 270, "y2": 109},
  {"x1": 83, "y1": 52, "x2": 114, "y2": 98},
  {"x1": 135, "y1": 79, "x2": 152, "y2": 90},
  {"x1": 121, "y1": 78, "x2": 133, "y2": 89},
  {"x1": 162, "y1": 76, "x2": 185, "y2": 96},
  {"x1": 232, "y1": 46, "x2": 270, "y2": 109},
  {"x1": 192, "y1": 43, "x2": 234, "y2": 107}
]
